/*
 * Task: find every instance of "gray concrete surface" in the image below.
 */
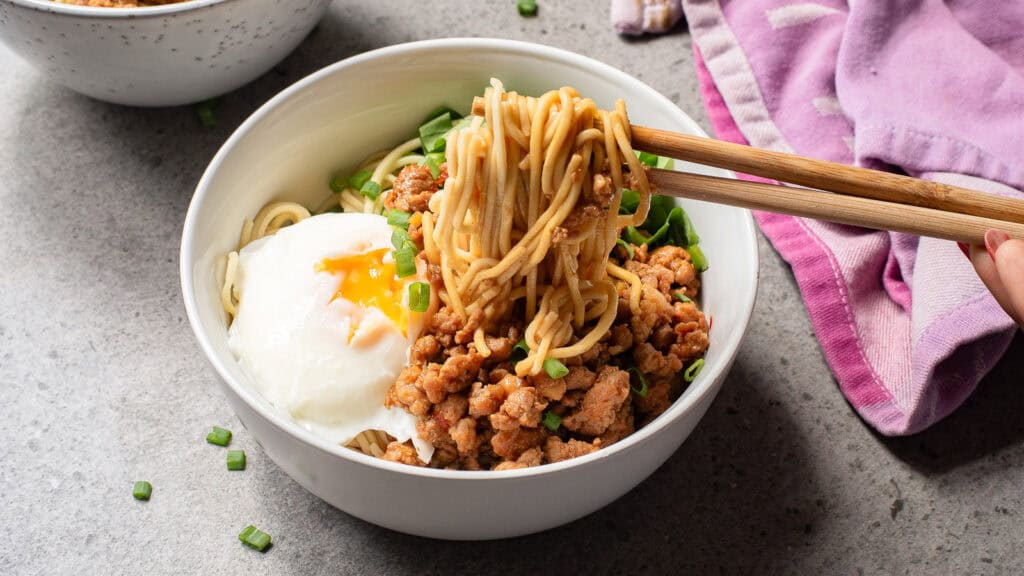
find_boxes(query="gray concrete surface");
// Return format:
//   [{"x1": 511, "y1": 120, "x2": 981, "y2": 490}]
[{"x1": 2, "y1": 2, "x2": 1022, "y2": 575}]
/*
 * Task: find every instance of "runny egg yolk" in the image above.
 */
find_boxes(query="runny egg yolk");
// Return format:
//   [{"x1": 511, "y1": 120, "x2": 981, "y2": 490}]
[{"x1": 316, "y1": 247, "x2": 408, "y2": 335}]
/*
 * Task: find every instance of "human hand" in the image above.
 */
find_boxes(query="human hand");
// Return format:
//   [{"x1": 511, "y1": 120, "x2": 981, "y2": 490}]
[{"x1": 963, "y1": 229, "x2": 1024, "y2": 327}]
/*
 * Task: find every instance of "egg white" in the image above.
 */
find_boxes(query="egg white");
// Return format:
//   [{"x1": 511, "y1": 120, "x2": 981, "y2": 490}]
[{"x1": 228, "y1": 212, "x2": 433, "y2": 463}]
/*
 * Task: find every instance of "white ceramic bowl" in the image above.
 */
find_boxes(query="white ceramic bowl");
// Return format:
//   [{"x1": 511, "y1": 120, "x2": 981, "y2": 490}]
[
  {"x1": 181, "y1": 38, "x2": 759, "y2": 540},
  {"x1": 0, "y1": 0, "x2": 332, "y2": 106}
]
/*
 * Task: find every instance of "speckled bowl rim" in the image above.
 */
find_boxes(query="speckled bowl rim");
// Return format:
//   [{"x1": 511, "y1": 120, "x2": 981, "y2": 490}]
[
  {"x1": 181, "y1": 38, "x2": 760, "y2": 481},
  {"x1": 3, "y1": 0, "x2": 233, "y2": 18}
]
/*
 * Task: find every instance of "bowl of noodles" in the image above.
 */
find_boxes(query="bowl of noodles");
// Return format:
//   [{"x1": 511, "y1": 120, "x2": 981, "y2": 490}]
[{"x1": 181, "y1": 38, "x2": 759, "y2": 539}]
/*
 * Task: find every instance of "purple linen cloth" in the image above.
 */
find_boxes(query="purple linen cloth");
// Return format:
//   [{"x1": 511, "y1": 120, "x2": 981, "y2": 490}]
[{"x1": 679, "y1": 0, "x2": 1023, "y2": 434}]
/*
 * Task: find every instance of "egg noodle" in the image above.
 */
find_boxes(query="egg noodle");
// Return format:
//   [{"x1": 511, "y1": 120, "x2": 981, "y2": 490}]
[
  {"x1": 423, "y1": 79, "x2": 651, "y2": 377},
  {"x1": 221, "y1": 80, "x2": 655, "y2": 459}
]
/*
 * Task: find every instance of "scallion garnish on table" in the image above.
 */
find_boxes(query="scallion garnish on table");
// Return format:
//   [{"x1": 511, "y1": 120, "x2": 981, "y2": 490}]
[
  {"x1": 206, "y1": 426, "x2": 232, "y2": 447},
  {"x1": 196, "y1": 98, "x2": 219, "y2": 129},
  {"x1": 517, "y1": 0, "x2": 538, "y2": 17},
  {"x1": 239, "y1": 525, "x2": 272, "y2": 552},
  {"x1": 227, "y1": 450, "x2": 246, "y2": 471},
  {"x1": 132, "y1": 481, "x2": 152, "y2": 501}
]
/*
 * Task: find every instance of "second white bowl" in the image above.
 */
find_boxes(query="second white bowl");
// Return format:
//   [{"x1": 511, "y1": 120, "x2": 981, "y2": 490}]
[{"x1": 0, "y1": 0, "x2": 332, "y2": 106}]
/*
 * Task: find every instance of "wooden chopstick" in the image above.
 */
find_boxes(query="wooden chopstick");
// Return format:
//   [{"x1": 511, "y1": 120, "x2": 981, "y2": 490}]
[
  {"x1": 631, "y1": 126, "x2": 1024, "y2": 226},
  {"x1": 651, "y1": 169, "x2": 1024, "y2": 245},
  {"x1": 467, "y1": 97, "x2": 1024, "y2": 242}
]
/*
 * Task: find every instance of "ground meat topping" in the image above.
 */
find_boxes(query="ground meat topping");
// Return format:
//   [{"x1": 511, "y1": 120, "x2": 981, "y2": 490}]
[
  {"x1": 468, "y1": 382, "x2": 507, "y2": 417},
  {"x1": 493, "y1": 447, "x2": 544, "y2": 471},
  {"x1": 561, "y1": 366, "x2": 631, "y2": 436},
  {"x1": 382, "y1": 442, "x2": 424, "y2": 466},
  {"x1": 450, "y1": 417, "x2": 480, "y2": 457},
  {"x1": 598, "y1": 402, "x2": 635, "y2": 445},
  {"x1": 388, "y1": 364, "x2": 431, "y2": 416},
  {"x1": 544, "y1": 437, "x2": 599, "y2": 463},
  {"x1": 592, "y1": 173, "x2": 614, "y2": 207},
  {"x1": 497, "y1": 386, "x2": 547, "y2": 428},
  {"x1": 649, "y1": 245, "x2": 697, "y2": 288},
  {"x1": 410, "y1": 335, "x2": 442, "y2": 364},
  {"x1": 531, "y1": 372, "x2": 567, "y2": 401},
  {"x1": 386, "y1": 164, "x2": 438, "y2": 213},
  {"x1": 564, "y1": 366, "x2": 597, "y2": 390},
  {"x1": 491, "y1": 427, "x2": 544, "y2": 462},
  {"x1": 634, "y1": 377, "x2": 672, "y2": 419}
]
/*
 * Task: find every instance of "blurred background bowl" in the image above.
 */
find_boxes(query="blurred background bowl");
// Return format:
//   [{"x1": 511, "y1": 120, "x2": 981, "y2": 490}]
[
  {"x1": 181, "y1": 38, "x2": 759, "y2": 539},
  {"x1": 0, "y1": 0, "x2": 332, "y2": 107}
]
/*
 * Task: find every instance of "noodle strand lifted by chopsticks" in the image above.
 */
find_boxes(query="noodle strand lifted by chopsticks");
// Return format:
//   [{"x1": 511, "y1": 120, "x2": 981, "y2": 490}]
[{"x1": 427, "y1": 79, "x2": 652, "y2": 376}]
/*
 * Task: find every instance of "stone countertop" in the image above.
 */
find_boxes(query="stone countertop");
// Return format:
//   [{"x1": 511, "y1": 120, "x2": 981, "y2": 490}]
[{"x1": 2, "y1": 2, "x2": 1022, "y2": 575}]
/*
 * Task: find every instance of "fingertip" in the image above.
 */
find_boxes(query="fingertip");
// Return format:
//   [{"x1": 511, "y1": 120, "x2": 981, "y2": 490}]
[{"x1": 992, "y1": 238, "x2": 1024, "y2": 326}]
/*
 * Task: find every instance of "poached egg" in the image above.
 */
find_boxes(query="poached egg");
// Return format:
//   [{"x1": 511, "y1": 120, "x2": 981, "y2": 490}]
[{"x1": 227, "y1": 212, "x2": 433, "y2": 463}]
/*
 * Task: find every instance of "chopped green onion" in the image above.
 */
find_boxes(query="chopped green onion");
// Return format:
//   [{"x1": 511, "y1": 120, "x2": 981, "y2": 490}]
[
  {"x1": 419, "y1": 112, "x2": 453, "y2": 153},
  {"x1": 239, "y1": 525, "x2": 272, "y2": 552},
  {"x1": 206, "y1": 426, "x2": 232, "y2": 447},
  {"x1": 618, "y1": 188, "x2": 640, "y2": 215},
  {"x1": 689, "y1": 245, "x2": 709, "y2": 272},
  {"x1": 682, "y1": 210, "x2": 700, "y2": 246},
  {"x1": 386, "y1": 209, "x2": 411, "y2": 229},
  {"x1": 517, "y1": 0, "x2": 538, "y2": 17},
  {"x1": 451, "y1": 117, "x2": 472, "y2": 132},
  {"x1": 359, "y1": 180, "x2": 382, "y2": 200},
  {"x1": 543, "y1": 358, "x2": 569, "y2": 379},
  {"x1": 348, "y1": 169, "x2": 372, "y2": 190},
  {"x1": 329, "y1": 175, "x2": 347, "y2": 194},
  {"x1": 622, "y1": 226, "x2": 650, "y2": 246},
  {"x1": 393, "y1": 248, "x2": 417, "y2": 278},
  {"x1": 627, "y1": 367, "x2": 648, "y2": 397},
  {"x1": 637, "y1": 151, "x2": 675, "y2": 170},
  {"x1": 408, "y1": 282, "x2": 430, "y2": 313},
  {"x1": 227, "y1": 450, "x2": 246, "y2": 471},
  {"x1": 673, "y1": 292, "x2": 692, "y2": 303},
  {"x1": 424, "y1": 152, "x2": 445, "y2": 179},
  {"x1": 541, "y1": 411, "x2": 562, "y2": 432},
  {"x1": 422, "y1": 106, "x2": 462, "y2": 124},
  {"x1": 132, "y1": 481, "x2": 152, "y2": 501},
  {"x1": 196, "y1": 98, "x2": 218, "y2": 129},
  {"x1": 511, "y1": 338, "x2": 530, "y2": 362},
  {"x1": 637, "y1": 151, "x2": 659, "y2": 167},
  {"x1": 615, "y1": 238, "x2": 635, "y2": 260},
  {"x1": 391, "y1": 228, "x2": 410, "y2": 250},
  {"x1": 683, "y1": 358, "x2": 705, "y2": 383}
]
